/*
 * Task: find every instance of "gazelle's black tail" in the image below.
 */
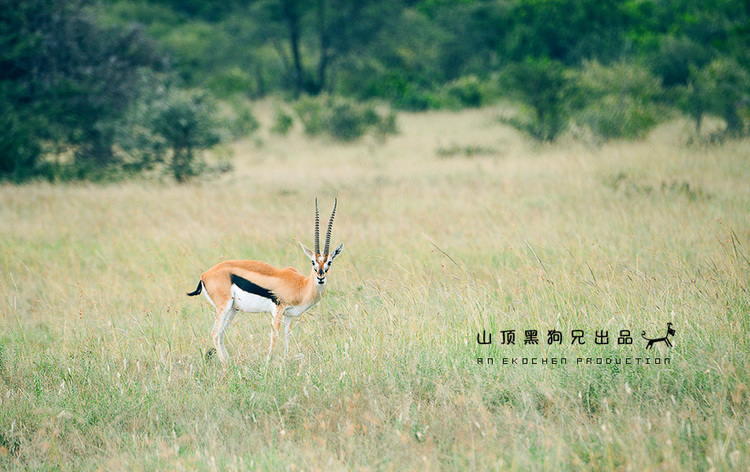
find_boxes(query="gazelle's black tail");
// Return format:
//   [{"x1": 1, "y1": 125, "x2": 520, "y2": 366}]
[{"x1": 187, "y1": 281, "x2": 203, "y2": 296}]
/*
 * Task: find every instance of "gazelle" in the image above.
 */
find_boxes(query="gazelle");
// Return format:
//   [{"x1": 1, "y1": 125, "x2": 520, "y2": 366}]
[{"x1": 187, "y1": 199, "x2": 343, "y2": 365}]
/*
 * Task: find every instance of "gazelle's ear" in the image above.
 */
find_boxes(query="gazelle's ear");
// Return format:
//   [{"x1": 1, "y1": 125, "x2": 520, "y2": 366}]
[
  {"x1": 299, "y1": 242, "x2": 315, "y2": 260},
  {"x1": 330, "y1": 242, "x2": 344, "y2": 261}
]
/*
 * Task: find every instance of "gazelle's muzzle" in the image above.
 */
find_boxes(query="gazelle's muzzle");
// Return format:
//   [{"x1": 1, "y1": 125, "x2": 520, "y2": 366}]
[{"x1": 316, "y1": 263, "x2": 327, "y2": 283}]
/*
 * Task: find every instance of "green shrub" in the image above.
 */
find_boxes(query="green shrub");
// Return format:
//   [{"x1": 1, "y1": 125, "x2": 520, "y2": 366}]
[
  {"x1": 361, "y1": 72, "x2": 497, "y2": 111},
  {"x1": 575, "y1": 96, "x2": 662, "y2": 140},
  {"x1": 220, "y1": 100, "x2": 259, "y2": 139},
  {"x1": 573, "y1": 61, "x2": 663, "y2": 105},
  {"x1": 570, "y1": 61, "x2": 666, "y2": 140},
  {"x1": 649, "y1": 36, "x2": 713, "y2": 88},
  {"x1": 501, "y1": 58, "x2": 570, "y2": 142},
  {"x1": 326, "y1": 101, "x2": 369, "y2": 141},
  {"x1": 0, "y1": 88, "x2": 43, "y2": 180},
  {"x1": 293, "y1": 96, "x2": 326, "y2": 136},
  {"x1": 374, "y1": 111, "x2": 399, "y2": 139},
  {"x1": 445, "y1": 75, "x2": 485, "y2": 108},
  {"x1": 116, "y1": 73, "x2": 224, "y2": 182},
  {"x1": 684, "y1": 58, "x2": 750, "y2": 136},
  {"x1": 293, "y1": 95, "x2": 398, "y2": 142},
  {"x1": 271, "y1": 109, "x2": 295, "y2": 135},
  {"x1": 361, "y1": 72, "x2": 436, "y2": 111},
  {"x1": 205, "y1": 67, "x2": 257, "y2": 98},
  {"x1": 151, "y1": 89, "x2": 222, "y2": 182}
]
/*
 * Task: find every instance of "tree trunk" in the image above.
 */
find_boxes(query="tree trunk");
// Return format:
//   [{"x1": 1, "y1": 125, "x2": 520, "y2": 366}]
[
  {"x1": 315, "y1": 0, "x2": 329, "y2": 94},
  {"x1": 281, "y1": 0, "x2": 304, "y2": 96}
]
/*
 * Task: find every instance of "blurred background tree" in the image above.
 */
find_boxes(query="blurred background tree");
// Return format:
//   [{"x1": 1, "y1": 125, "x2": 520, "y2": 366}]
[
  {"x1": 0, "y1": 0, "x2": 165, "y2": 179},
  {"x1": 0, "y1": 0, "x2": 226, "y2": 182}
]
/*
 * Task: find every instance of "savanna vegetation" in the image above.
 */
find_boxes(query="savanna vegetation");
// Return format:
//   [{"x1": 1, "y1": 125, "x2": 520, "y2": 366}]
[
  {"x1": 1, "y1": 105, "x2": 749, "y2": 470},
  {"x1": 2, "y1": 0, "x2": 749, "y2": 181}
]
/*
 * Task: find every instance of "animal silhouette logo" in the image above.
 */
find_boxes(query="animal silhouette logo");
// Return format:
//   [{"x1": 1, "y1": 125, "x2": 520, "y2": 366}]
[{"x1": 641, "y1": 322, "x2": 676, "y2": 349}]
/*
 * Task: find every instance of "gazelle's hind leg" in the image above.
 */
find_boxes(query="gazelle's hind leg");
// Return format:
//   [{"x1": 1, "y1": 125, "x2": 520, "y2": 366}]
[
  {"x1": 212, "y1": 300, "x2": 236, "y2": 365},
  {"x1": 205, "y1": 318, "x2": 220, "y2": 362}
]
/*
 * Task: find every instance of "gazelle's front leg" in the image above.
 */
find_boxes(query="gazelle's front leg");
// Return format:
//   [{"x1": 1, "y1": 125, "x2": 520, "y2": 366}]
[
  {"x1": 267, "y1": 305, "x2": 284, "y2": 360},
  {"x1": 283, "y1": 315, "x2": 294, "y2": 356}
]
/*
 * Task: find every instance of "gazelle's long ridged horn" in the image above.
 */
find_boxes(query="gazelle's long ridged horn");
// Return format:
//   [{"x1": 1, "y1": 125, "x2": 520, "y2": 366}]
[
  {"x1": 324, "y1": 198, "x2": 337, "y2": 255},
  {"x1": 315, "y1": 198, "x2": 320, "y2": 255}
]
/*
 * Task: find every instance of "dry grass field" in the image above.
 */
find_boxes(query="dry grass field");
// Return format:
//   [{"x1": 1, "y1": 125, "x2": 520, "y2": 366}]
[{"x1": 1, "y1": 104, "x2": 749, "y2": 470}]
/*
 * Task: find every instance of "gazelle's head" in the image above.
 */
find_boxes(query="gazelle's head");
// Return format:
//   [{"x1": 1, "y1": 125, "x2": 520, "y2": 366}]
[{"x1": 300, "y1": 198, "x2": 344, "y2": 286}]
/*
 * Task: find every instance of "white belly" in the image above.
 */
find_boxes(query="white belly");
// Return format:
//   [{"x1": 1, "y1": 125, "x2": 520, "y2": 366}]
[{"x1": 231, "y1": 285, "x2": 277, "y2": 314}]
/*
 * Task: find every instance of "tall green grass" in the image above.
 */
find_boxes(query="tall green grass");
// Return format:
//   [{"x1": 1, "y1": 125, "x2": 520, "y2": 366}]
[{"x1": 1, "y1": 108, "x2": 749, "y2": 470}]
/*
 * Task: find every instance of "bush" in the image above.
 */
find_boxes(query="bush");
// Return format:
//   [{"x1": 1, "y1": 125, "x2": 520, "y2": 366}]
[
  {"x1": 271, "y1": 109, "x2": 294, "y2": 135},
  {"x1": 574, "y1": 95, "x2": 663, "y2": 140},
  {"x1": 649, "y1": 36, "x2": 713, "y2": 88},
  {"x1": 361, "y1": 72, "x2": 437, "y2": 111},
  {"x1": 293, "y1": 95, "x2": 398, "y2": 142},
  {"x1": 573, "y1": 61, "x2": 663, "y2": 105},
  {"x1": 0, "y1": 87, "x2": 43, "y2": 179},
  {"x1": 570, "y1": 61, "x2": 666, "y2": 140},
  {"x1": 444, "y1": 75, "x2": 486, "y2": 108},
  {"x1": 294, "y1": 97, "x2": 327, "y2": 136},
  {"x1": 116, "y1": 73, "x2": 224, "y2": 182},
  {"x1": 684, "y1": 58, "x2": 750, "y2": 136},
  {"x1": 325, "y1": 101, "x2": 369, "y2": 141},
  {"x1": 219, "y1": 100, "x2": 259, "y2": 139},
  {"x1": 205, "y1": 67, "x2": 257, "y2": 98},
  {"x1": 501, "y1": 58, "x2": 570, "y2": 142}
]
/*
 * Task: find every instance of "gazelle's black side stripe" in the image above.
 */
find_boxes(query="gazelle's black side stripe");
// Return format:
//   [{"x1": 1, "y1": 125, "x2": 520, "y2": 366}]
[{"x1": 230, "y1": 274, "x2": 281, "y2": 305}]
